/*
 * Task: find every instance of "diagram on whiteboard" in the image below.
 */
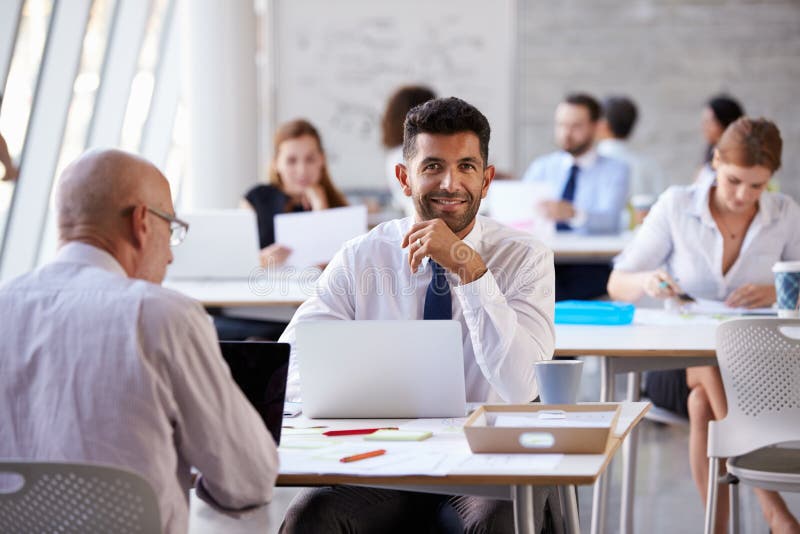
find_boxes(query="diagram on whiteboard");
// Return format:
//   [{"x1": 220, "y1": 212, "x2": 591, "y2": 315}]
[{"x1": 271, "y1": 0, "x2": 514, "y2": 189}]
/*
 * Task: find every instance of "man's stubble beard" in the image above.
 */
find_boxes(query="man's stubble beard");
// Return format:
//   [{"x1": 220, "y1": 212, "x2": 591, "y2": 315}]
[{"x1": 413, "y1": 191, "x2": 480, "y2": 235}]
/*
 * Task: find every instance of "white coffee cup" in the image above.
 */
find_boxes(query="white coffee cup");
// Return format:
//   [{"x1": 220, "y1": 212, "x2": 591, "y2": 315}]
[{"x1": 534, "y1": 360, "x2": 583, "y2": 404}]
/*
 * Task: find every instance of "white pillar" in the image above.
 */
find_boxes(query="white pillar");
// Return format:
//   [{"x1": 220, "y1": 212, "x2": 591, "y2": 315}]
[{"x1": 180, "y1": 0, "x2": 259, "y2": 210}]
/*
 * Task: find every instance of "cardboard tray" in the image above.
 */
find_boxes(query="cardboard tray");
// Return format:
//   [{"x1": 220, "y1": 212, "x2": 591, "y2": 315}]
[{"x1": 463, "y1": 404, "x2": 621, "y2": 454}]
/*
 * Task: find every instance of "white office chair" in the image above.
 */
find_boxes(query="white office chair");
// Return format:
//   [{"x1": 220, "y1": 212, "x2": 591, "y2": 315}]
[
  {"x1": 0, "y1": 461, "x2": 161, "y2": 533},
  {"x1": 704, "y1": 318, "x2": 800, "y2": 534}
]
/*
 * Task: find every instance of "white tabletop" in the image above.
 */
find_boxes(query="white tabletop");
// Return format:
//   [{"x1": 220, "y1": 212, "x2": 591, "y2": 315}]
[
  {"x1": 164, "y1": 273, "x2": 318, "y2": 307},
  {"x1": 546, "y1": 232, "x2": 632, "y2": 262},
  {"x1": 277, "y1": 402, "x2": 649, "y2": 486},
  {"x1": 554, "y1": 308, "x2": 718, "y2": 357}
]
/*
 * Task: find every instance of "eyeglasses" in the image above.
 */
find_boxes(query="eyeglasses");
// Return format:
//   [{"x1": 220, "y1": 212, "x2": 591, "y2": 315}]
[{"x1": 147, "y1": 207, "x2": 189, "y2": 246}]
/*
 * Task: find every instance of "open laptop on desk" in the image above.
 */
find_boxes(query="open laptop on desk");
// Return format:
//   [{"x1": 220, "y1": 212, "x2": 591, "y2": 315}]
[
  {"x1": 296, "y1": 320, "x2": 467, "y2": 418},
  {"x1": 168, "y1": 210, "x2": 260, "y2": 280},
  {"x1": 219, "y1": 341, "x2": 289, "y2": 444}
]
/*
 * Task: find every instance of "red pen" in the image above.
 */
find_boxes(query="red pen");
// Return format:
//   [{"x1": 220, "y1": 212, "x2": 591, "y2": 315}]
[
  {"x1": 340, "y1": 449, "x2": 386, "y2": 463},
  {"x1": 323, "y1": 427, "x2": 398, "y2": 437}
]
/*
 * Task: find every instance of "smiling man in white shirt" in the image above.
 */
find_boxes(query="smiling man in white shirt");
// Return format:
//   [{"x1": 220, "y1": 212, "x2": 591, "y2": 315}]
[
  {"x1": 279, "y1": 98, "x2": 558, "y2": 533},
  {"x1": 0, "y1": 149, "x2": 279, "y2": 534}
]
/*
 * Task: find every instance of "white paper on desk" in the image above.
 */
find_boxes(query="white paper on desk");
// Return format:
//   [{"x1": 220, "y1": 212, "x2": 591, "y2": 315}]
[
  {"x1": 279, "y1": 445, "x2": 464, "y2": 476},
  {"x1": 274, "y1": 205, "x2": 367, "y2": 267},
  {"x1": 453, "y1": 454, "x2": 564, "y2": 474},
  {"x1": 494, "y1": 411, "x2": 616, "y2": 429},
  {"x1": 400, "y1": 417, "x2": 469, "y2": 433},
  {"x1": 680, "y1": 298, "x2": 775, "y2": 316}
]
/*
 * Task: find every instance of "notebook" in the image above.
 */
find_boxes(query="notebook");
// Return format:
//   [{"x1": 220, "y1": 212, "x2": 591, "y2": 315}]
[
  {"x1": 296, "y1": 320, "x2": 467, "y2": 418},
  {"x1": 167, "y1": 210, "x2": 260, "y2": 280},
  {"x1": 219, "y1": 341, "x2": 290, "y2": 445}
]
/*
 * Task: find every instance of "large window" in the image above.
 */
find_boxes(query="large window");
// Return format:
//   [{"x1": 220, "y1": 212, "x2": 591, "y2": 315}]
[{"x1": 0, "y1": 0, "x2": 53, "y2": 248}]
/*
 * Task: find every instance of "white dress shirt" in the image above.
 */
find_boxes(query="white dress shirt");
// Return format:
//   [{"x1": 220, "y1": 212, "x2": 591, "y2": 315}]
[
  {"x1": 280, "y1": 215, "x2": 555, "y2": 404},
  {"x1": 522, "y1": 148, "x2": 630, "y2": 234},
  {"x1": 0, "y1": 242, "x2": 279, "y2": 534},
  {"x1": 613, "y1": 182, "x2": 800, "y2": 300}
]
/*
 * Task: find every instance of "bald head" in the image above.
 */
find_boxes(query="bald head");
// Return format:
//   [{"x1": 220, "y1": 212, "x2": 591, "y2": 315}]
[
  {"x1": 57, "y1": 149, "x2": 171, "y2": 242},
  {"x1": 56, "y1": 149, "x2": 175, "y2": 283}
]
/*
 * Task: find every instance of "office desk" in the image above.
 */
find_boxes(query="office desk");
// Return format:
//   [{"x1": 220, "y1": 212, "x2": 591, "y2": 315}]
[
  {"x1": 555, "y1": 308, "x2": 719, "y2": 534},
  {"x1": 164, "y1": 273, "x2": 318, "y2": 308},
  {"x1": 278, "y1": 402, "x2": 649, "y2": 534},
  {"x1": 546, "y1": 232, "x2": 632, "y2": 264}
]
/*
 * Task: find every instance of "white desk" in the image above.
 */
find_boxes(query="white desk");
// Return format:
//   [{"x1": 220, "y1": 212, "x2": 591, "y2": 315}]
[
  {"x1": 164, "y1": 272, "x2": 319, "y2": 308},
  {"x1": 278, "y1": 402, "x2": 650, "y2": 534},
  {"x1": 546, "y1": 232, "x2": 633, "y2": 264},
  {"x1": 555, "y1": 308, "x2": 719, "y2": 534}
]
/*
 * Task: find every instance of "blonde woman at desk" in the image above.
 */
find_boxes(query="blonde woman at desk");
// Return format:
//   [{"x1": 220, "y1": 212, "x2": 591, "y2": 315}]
[
  {"x1": 244, "y1": 119, "x2": 348, "y2": 267},
  {"x1": 607, "y1": 117, "x2": 800, "y2": 534}
]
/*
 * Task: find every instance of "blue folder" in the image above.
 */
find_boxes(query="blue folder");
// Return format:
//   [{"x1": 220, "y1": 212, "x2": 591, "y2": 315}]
[{"x1": 554, "y1": 301, "x2": 635, "y2": 325}]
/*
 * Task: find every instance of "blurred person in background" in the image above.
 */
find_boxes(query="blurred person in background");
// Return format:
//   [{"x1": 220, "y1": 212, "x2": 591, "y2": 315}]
[
  {"x1": 381, "y1": 85, "x2": 437, "y2": 217},
  {"x1": 596, "y1": 95, "x2": 665, "y2": 225},
  {"x1": 695, "y1": 94, "x2": 745, "y2": 186},
  {"x1": 244, "y1": 119, "x2": 348, "y2": 268}
]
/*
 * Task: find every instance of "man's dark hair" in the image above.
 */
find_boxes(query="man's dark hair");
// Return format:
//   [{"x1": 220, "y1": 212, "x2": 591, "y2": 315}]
[
  {"x1": 402, "y1": 97, "x2": 491, "y2": 166},
  {"x1": 707, "y1": 94, "x2": 745, "y2": 130},
  {"x1": 564, "y1": 92, "x2": 601, "y2": 122},
  {"x1": 602, "y1": 96, "x2": 638, "y2": 139}
]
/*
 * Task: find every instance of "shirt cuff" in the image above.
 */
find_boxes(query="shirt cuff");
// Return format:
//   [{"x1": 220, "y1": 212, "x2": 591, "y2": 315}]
[
  {"x1": 568, "y1": 208, "x2": 587, "y2": 228},
  {"x1": 195, "y1": 476, "x2": 267, "y2": 517},
  {"x1": 452, "y1": 268, "x2": 501, "y2": 309}
]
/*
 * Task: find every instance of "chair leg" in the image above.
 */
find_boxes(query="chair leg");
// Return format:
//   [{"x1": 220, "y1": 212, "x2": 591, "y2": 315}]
[
  {"x1": 704, "y1": 457, "x2": 720, "y2": 534},
  {"x1": 728, "y1": 480, "x2": 739, "y2": 534}
]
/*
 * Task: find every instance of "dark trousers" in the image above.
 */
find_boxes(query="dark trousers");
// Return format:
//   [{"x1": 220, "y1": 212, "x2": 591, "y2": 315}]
[
  {"x1": 279, "y1": 486, "x2": 564, "y2": 534},
  {"x1": 554, "y1": 264, "x2": 612, "y2": 301}
]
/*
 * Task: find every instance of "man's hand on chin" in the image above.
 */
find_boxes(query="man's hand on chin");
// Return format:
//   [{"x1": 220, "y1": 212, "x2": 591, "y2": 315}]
[{"x1": 401, "y1": 219, "x2": 487, "y2": 284}]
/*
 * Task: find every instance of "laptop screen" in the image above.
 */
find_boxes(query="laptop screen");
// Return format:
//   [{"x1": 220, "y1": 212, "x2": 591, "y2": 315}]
[{"x1": 219, "y1": 341, "x2": 290, "y2": 445}]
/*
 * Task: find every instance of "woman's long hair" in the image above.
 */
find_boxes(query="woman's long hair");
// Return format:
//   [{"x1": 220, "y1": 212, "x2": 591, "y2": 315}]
[{"x1": 268, "y1": 119, "x2": 348, "y2": 208}]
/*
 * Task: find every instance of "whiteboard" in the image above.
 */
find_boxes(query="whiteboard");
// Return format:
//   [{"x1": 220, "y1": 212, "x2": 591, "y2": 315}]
[{"x1": 269, "y1": 0, "x2": 516, "y2": 190}]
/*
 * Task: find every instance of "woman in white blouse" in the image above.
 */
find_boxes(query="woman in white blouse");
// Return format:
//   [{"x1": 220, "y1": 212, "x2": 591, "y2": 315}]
[{"x1": 608, "y1": 117, "x2": 800, "y2": 534}]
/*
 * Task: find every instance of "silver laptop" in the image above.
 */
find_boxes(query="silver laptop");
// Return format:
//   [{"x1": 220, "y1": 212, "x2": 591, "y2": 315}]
[
  {"x1": 167, "y1": 210, "x2": 260, "y2": 280},
  {"x1": 297, "y1": 320, "x2": 467, "y2": 418}
]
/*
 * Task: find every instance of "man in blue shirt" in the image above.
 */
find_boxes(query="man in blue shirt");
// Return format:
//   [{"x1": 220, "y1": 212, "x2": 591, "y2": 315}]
[{"x1": 523, "y1": 93, "x2": 629, "y2": 299}]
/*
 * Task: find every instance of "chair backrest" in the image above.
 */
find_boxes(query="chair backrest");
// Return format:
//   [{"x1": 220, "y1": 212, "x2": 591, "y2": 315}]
[
  {"x1": 0, "y1": 461, "x2": 161, "y2": 533},
  {"x1": 708, "y1": 318, "x2": 800, "y2": 458}
]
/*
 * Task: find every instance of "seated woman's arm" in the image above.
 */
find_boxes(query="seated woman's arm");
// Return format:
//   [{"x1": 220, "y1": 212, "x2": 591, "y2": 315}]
[
  {"x1": 607, "y1": 268, "x2": 682, "y2": 302},
  {"x1": 607, "y1": 189, "x2": 678, "y2": 302}
]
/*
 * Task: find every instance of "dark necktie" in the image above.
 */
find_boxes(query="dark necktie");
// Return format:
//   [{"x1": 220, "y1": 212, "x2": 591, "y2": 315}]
[
  {"x1": 556, "y1": 164, "x2": 580, "y2": 231},
  {"x1": 423, "y1": 261, "x2": 452, "y2": 320}
]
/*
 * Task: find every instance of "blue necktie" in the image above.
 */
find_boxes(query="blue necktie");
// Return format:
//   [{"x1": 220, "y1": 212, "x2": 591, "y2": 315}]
[
  {"x1": 556, "y1": 164, "x2": 579, "y2": 231},
  {"x1": 423, "y1": 261, "x2": 452, "y2": 320}
]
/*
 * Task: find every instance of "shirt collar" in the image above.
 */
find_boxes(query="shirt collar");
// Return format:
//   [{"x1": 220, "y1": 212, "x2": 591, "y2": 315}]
[
  {"x1": 53, "y1": 241, "x2": 129, "y2": 277},
  {"x1": 688, "y1": 180, "x2": 716, "y2": 228},
  {"x1": 566, "y1": 148, "x2": 598, "y2": 169},
  {"x1": 689, "y1": 180, "x2": 780, "y2": 229}
]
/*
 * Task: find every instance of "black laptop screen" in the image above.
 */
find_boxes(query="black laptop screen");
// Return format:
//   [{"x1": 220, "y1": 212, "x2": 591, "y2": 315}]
[{"x1": 218, "y1": 341, "x2": 290, "y2": 445}]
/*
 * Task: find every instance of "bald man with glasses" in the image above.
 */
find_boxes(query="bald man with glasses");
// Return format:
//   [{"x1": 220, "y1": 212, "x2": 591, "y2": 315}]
[{"x1": 0, "y1": 149, "x2": 278, "y2": 534}]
